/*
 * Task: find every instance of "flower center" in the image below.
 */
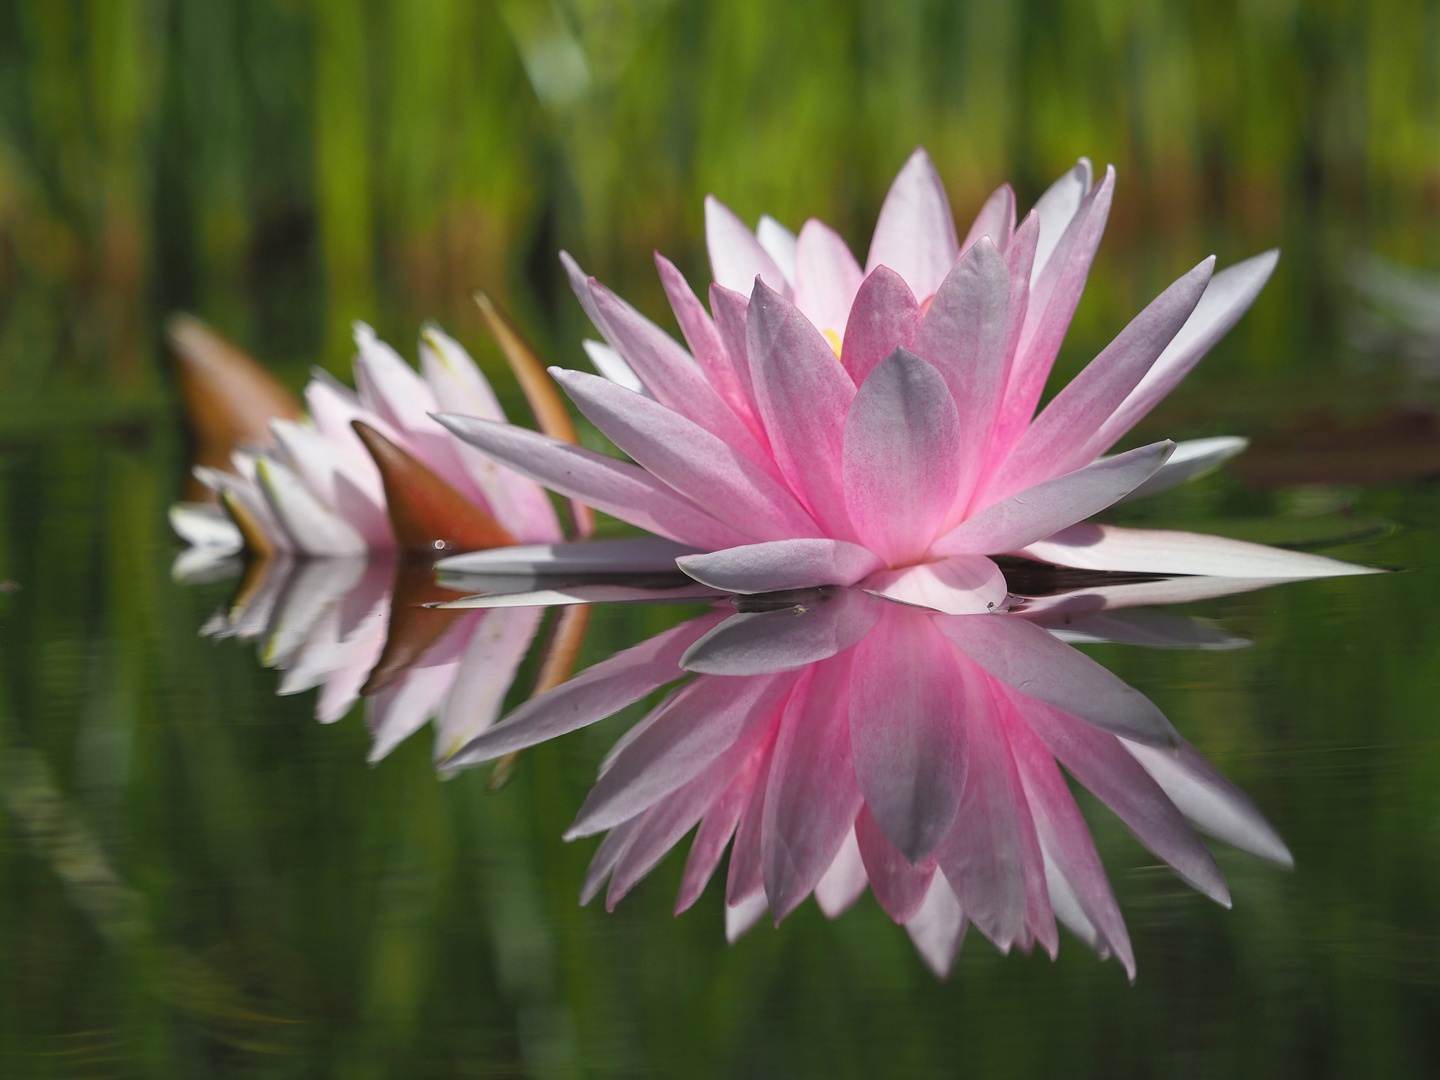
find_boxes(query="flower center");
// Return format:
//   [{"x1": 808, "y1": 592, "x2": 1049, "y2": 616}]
[{"x1": 822, "y1": 328, "x2": 842, "y2": 358}]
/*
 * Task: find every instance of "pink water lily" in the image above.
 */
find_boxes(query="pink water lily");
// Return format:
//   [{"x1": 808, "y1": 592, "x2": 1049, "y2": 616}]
[
  {"x1": 444, "y1": 584, "x2": 1293, "y2": 979},
  {"x1": 436, "y1": 149, "x2": 1373, "y2": 612}
]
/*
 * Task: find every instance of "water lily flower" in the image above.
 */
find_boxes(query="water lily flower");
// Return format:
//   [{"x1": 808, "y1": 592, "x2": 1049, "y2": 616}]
[
  {"x1": 436, "y1": 150, "x2": 1375, "y2": 613},
  {"x1": 201, "y1": 553, "x2": 590, "y2": 764},
  {"x1": 170, "y1": 305, "x2": 587, "y2": 573},
  {"x1": 443, "y1": 583, "x2": 1293, "y2": 979}
]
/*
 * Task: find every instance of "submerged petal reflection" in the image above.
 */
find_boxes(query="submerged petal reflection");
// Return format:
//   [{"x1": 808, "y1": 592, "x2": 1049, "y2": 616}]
[{"x1": 448, "y1": 580, "x2": 1295, "y2": 981}]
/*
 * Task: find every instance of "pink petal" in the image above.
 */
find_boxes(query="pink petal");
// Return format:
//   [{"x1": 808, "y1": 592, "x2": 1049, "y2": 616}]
[
  {"x1": 746, "y1": 281, "x2": 859, "y2": 536},
  {"x1": 580, "y1": 817, "x2": 643, "y2": 905},
  {"x1": 1030, "y1": 158, "x2": 1094, "y2": 282},
  {"x1": 432, "y1": 606, "x2": 543, "y2": 761},
  {"x1": 934, "y1": 441, "x2": 1175, "y2": 557},
  {"x1": 761, "y1": 653, "x2": 865, "y2": 920},
  {"x1": 849, "y1": 606, "x2": 969, "y2": 861},
  {"x1": 813, "y1": 827, "x2": 869, "y2": 918},
  {"x1": 1093, "y1": 251, "x2": 1282, "y2": 451},
  {"x1": 756, "y1": 215, "x2": 798, "y2": 284},
  {"x1": 566, "y1": 671, "x2": 797, "y2": 838},
  {"x1": 987, "y1": 256, "x2": 1212, "y2": 499},
  {"x1": 706, "y1": 195, "x2": 790, "y2": 298},
  {"x1": 554, "y1": 368, "x2": 820, "y2": 541},
  {"x1": 861, "y1": 555, "x2": 1008, "y2": 615},
  {"x1": 903, "y1": 874, "x2": 968, "y2": 977},
  {"x1": 933, "y1": 666, "x2": 1052, "y2": 952},
  {"x1": 990, "y1": 166, "x2": 1114, "y2": 462},
  {"x1": 1117, "y1": 436, "x2": 1249, "y2": 503},
  {"x1": 909, "y1": 238, "x2": 1014, "y2": 509},
  {"x1": 676, "y1": 746, "x2": 763, "y2": 914},
  {"x1": 680, "y1": 586, "x2": 883, "y2": 676},
  {"x1": 656, "y1": 254, "x2": 757, "y2": 426},
  {"x1": 960, "y1": 183, "x2": 1017, "y2": 255},
  {"x1": 726, "y1": 729, "x2": 777, "y2": 905},
  {"x1": 676, "y1": 538, "x2": 884, "y2": 594},
  {"x1": 442, "y1": 611, "x2": 724, "y2": 765},
  {"x1": 1016, "y1": 523, "x2": 1380, "y2": 578},
  {"x1": 793, "y1": 218, "x2": 863, "y2": 336},
  {"x1": 708, "y1": 284, "x2": 761, "y2": 417},
  {"x1": 254, "y1": 457, "x2": 367, "y2": 556},
  {"x1": 437, "y1": 536, "x2": 698, "y2": 576},
  {"x1": 269, "y1": 419, "x2": 391, "y2": 548},
  {"x1": 855, "y1": 804, "x2": 936, "y2": 923},
  {"x1": 1005, "y1": 711, "x2": 1134, "y2": 978},
  {"x1": 842, "y1": 348, "x2": 962, "y2": 566},
  {"x1": 1122, "y1": 740, "x2": 1293, "y2": 866},
  {"x1": 935, "y1": 612, "x2": 1180, "y2": 748},
  {"x1": 588, "y1": 278, "x2": 775, "y2": 470},
  {"x1": 839, "y1": 266, "x2": 921, "y2": 384},
  {"x1": 1007, "y1": 689, "x2": 1230, "y2": 906},
  {"x1": 434, "y1": 415, "x2": 749, "y2": 551},
  {"x1": 865, "y1": 147, "x2": 960, "y2": 302},
  {"x1": 366, "y1": 614, "x2": 475, "y2": 762}
]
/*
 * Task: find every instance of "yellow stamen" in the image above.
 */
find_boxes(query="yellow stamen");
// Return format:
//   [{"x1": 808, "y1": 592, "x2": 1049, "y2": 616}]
[{"x1": 822, "y1": 328, "x2": 843, "y2": 358}]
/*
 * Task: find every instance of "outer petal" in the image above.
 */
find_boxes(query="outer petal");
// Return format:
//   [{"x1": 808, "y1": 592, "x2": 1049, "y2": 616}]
[
  {"x1": 756, "y1": 215, "x2": 798, "y2": 285},
  {"x1": 839, "y1": 266, "x2": 922, "y2": 384},
  {"x1": 437, "y1": 537, "x2": 698, "y2": 576},
  {"x1": 813, "y1": 827, "x2": 869, "y2": 918},
  {"x1": 1116, "y1": 436, "x2": 1249, "y2": 503},
  {"x1": 987, "y1": 257, "x2": 1213, "y2": 499},
  {"x1": 676, "y1": 747, "x2": 762, "y2": 913},
  {"x1": 554, "y1": 368, "x2": 820, "y2": 540},
  {"x1": 270, "y1": 419, "x2": 391, "y2": 548},
  {"x1": 681, "y1": 586, "x2": 883, "y2": 675},
  {"x1": 762, "y1": 653, "x2": 864, "y2": 920},
  {"x1": 865, "y1": 147, "x2": 960, "y2": 302},
  {"x1": 432, "y1": 606, "x2": 544, "y2": 761},
  {"x1": 676, "y1": 539, "x2": 884, "y2": 594},
  {"x1": 861, "y1": 555, "x2": 1008, "y2": 615},
  {"x1": 443, "y1": 612, "x2": 724, "y2": 765},
  {"x1": 849, "y1": 606, "x2": 968, "y2": 861},
  {"x1": 934, "y1": 441, "x2": 1174, "y2": 556},
  {"x1": 254, "y1": 457, "x2": 367, "y2": 556},
  {"x1": 960, "y1": 183, "x2": 1017, "y2": 255},
  {"x1": 1017, "y1": 523, "x2": 1381, "y2": 578},
  {"x1": 935, "y1": 612, "x2": 1181, "y2": 748},
  {"x1": 434, "y1": 415, "x2": 749, "y2": 551},
  {"x1": 582, "y1": 339, "x2": 648, "y2": 395},
  {"x1": 747, "y1": 281, "x2": 859, "y2": 537},
  {"x1": 1095, "y1": 251, "x2": 1281, "y2": 451},
  {"x1": 904, "y1": 874, "x2": 968, "y2": 978},
  {"x1": 856, "y1": 805, "x2": 936, "y2": 923},
  {"x1": 706, "y1": 195, "x2": 790, "y2": 297},
  {"x1": 793, "y1": 218, "x2": 863, "y2": 337},
  {"x1": 655, "y1": 255, "x2": 754, "y2": 423},
  {"x1": 1030, "y1": 158, "x2": 1094, "y2": 283},
  {"x1": 842, "y1": 348, "x2": 962, "y2": 566}
]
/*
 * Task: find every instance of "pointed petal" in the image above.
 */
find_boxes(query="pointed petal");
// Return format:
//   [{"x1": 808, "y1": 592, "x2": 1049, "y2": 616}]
[
  {"x1": 553, "y1": 368, "x2": 820, "y2": 540},
  {"x1": 1116, "y1": 436, "x2": 1249, "y2": 503},
  {"x1": 676, "y1": 539, "x2": 883, "y2": 594},
  {"x1": 271, "y1": 419, "x2": 391, "y2": 547},
  {"x1": 255, "y1": 457, "x2": 367, "y2": 556},
  {"x1": 756, "y1": 215, "x2": 798, "y2": 284},
  {"x1": 865, "y1": 148, "x2": 960, "y2": 301},
  {"x1": 842, "y1": 348, "x2": 962, "y2": 565},
  {"x1": 436, "y1": 583, "x2": 719, "y2": 609},
  {"x1": 849, "y1": 606, "x2": 969, "y2": 861},
  {"x1": 935, "y1": 441, "x2": 1175, "y2": 556},
  {"x1": 472, "y1": 292, "x2": 584, "y2": 447},
  {"x1": 1017, "y1": 523, "x2": 1381, "y2": 578},
  {"x1": 434, "y1": 415, "x2": 749, "y2": 550},
  {"x1": 1095, "y1": 251, "x2": 1281, "y2": 450},
  {"x1": 681, "y1": 586, "x2": 883, "y2": 675},
  {"x1": 813, "y1": 827, "x2": 869, "y2": 918},
  {"x1": 706, "y1": 195, "x2": 790, "y2": 297},
  {"x1": 582, "y1": 339, "x2": 647, "y2": 394},
  {"x1": 855, "y1": 805, "x2": 936, "y2": 923},
  {"x1": 361, "y1": 565, "x2": 468, "y2": 694},
  {"x1": 1008, "y1": 689, "x2": 1231, "y2": 906},
  {"x1": 762, "y1": 654, "x2": 864, "y2": 920},
  {"x1": 839, "y1": 266, "x2": 922, "y2": 384},
  {"x1": 1122, "y1": 740, "x2": 1293, "y2": 867},
  {"x1": 861, "y1": 555, "x2": 1008, "y2": 615},
  {"x1": 960, "y1": 183, "x2": 1017, "y2": 255},
  {"x1": 437, "y1": 536, "x2": 698, "y2": 576},
  {"x1": 935, "y1": 611, "x2": 1181, "y2": 748},
  {"x1": 433, "y1": 606, "x2": 544, "y2": 761},
  {"x1": 725, "y1": 891, "x2": 770, "y2": 942},
  {"x1": 747, "y1": 281, "x2": 858, "y2": 536},
  {"x1": 1030, "y1": 158, "x2": 1094, "y2": 282},
  {"x1": 169, "y1": 502, "x2": 242, "y2": 551},
  {"x1": 793, "y1": 218, "x2": 863, "y2": 336},
  {"x1": 904, "y1": 874, "x2": 968, "y2": 978},
  {"x1": 579, "y1": 818, "x2": 642, "y2": 906},
  {"x1": 708, "y1": 284, "x2": 761, "y2": 415},
  {"x1": 567, "y1": 672, "x2": 796, "y2": 838},
  {"x1": 726, "y1": 733, "x2": 777, "y2": 906},
  {"x1": 443, "y1": 612, "x2": 724, "y2": 765},
  {"x1": 676, "y1": 747, "x2": 762, "y2": 914},
  {"x1": 655, "y1": 255, "x2": 754, "y2": 422}
]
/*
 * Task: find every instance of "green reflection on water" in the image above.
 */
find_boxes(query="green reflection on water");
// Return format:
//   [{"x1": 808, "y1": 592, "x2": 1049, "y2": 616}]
[{"x1": 2, "y1": 0, "x2": 1440, "y2": 1076}]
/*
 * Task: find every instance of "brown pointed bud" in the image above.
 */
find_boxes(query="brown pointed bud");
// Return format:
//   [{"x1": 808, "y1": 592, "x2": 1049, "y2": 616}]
[
  {"x1": 351, "y1": 420, "x2": 516, "y2": 556},
  {"x1": 489, "y1": 603, "x2": 592, "y2": 790},
  {"x1": 361, "y1": 563, "x2": 467, "y2": 696},
  {"x1": 169, "y1": 314, "x2": 303, "y2": 479},
  {"x1": 473, "y1": 291, "x2": 595, "y2": 539}
]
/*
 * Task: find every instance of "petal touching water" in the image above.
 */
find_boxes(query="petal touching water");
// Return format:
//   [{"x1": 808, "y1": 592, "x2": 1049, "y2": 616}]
[
  {"x1": 681, "y1": 586, "x2": 884, "y2": 675},
  {"x1": 677, "y1": 538, "x2": 885, "y2": 594}
]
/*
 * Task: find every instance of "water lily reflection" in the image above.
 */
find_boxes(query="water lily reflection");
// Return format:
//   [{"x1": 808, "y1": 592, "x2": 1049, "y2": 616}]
[{"x1": 446, "y1": 583, "x2": 1291, "y2": 980}]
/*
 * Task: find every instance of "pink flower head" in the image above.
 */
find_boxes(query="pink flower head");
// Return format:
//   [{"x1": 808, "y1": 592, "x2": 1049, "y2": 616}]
[
  {"x1": 444, "y1": 584, "x2": 1294, "y2": 979},
  {"x1": 437, "y1": 149, "x2": 1370, "y2": 612}
]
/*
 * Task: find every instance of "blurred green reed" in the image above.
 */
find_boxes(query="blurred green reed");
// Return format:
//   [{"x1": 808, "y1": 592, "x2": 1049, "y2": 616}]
[{"x1": 2, "y1": 1, "x2": 1440, "y2": 1076}]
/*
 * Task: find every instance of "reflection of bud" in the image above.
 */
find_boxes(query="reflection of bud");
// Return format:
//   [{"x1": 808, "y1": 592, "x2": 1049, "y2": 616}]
[
  {"x1": 447, "y1": 585, "x2": 1290, "y2": 980},
  {"x1": 201, "y1": 556, "x2": 588, "y2": 766}
]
